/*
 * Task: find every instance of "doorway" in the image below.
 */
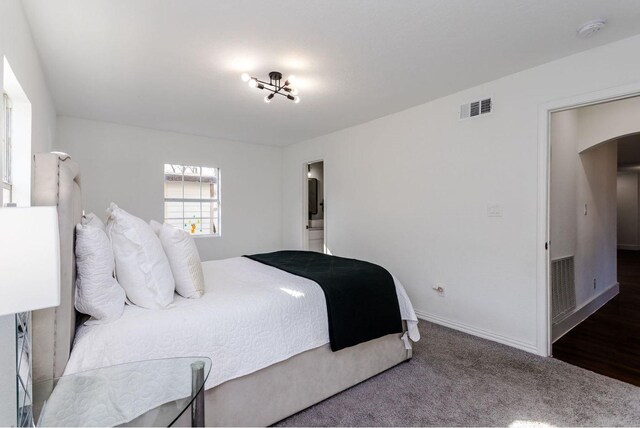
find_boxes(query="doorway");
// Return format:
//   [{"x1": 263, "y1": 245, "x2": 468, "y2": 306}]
[
  {"x1": 305, "y1": 161, "x2": 325, "y2": 253},
  {"x1": 548, "y1": 95, "x2": 640, "y2": 385}
]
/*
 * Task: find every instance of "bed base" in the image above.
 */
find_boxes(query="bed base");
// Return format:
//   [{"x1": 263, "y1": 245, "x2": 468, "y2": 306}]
[{"x1": 127, "y1": 331, "x2": 410, "y2": 427}]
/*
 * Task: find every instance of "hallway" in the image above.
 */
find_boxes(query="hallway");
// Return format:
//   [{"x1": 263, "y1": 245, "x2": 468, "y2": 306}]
[{"x1": 553, "y1": 250, "x2": 640, "y2": 386}]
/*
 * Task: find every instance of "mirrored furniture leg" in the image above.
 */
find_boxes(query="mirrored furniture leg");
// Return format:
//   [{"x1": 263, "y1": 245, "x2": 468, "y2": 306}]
[
  {"x1": 190, "y1": 361, "x2": 205, "y2": 427},
  {"x1": 16, "y1": 311, "x2": 33, "y2": 427}
]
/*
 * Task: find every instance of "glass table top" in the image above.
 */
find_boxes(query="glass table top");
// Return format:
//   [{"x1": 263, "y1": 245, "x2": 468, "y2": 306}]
[{"x1": 32, "y1": 357, "x2": 212, "y2": 427}]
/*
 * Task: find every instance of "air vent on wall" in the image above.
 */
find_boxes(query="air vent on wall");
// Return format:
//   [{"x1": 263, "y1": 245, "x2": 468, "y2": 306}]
[
  {"x1": 551, "y1": 256, "x2": 576, "y2": 323},
  {"x1": 459, "y1": 98, "x2": 492, "y2": 120}
]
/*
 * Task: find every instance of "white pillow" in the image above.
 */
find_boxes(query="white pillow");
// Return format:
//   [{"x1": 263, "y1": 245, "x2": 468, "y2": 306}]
[
  {"x1": 150, "y1": 220, "x2": 204, "y2": 299},
  {"x1": 75, "y1": 223, "x2": 126, "y2": 323},
  {"x1": 81, "y1": 212, "x2": 106, "y2": 231},
  {"x1": 106, "y1": 203, "x2": 175, "y2": 309}
]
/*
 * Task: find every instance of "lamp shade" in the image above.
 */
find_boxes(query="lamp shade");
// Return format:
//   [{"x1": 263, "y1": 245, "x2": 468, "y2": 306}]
[{"x1": 0, "y1": 207, "x2": 60, "y2": 316}]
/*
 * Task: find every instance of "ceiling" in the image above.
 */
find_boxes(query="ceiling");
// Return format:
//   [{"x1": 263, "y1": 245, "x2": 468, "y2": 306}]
[{"x1": 21, "y1": 0, "x2": 640, "y2": 146}]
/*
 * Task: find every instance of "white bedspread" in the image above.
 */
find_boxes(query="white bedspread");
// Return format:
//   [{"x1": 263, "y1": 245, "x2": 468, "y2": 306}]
[{"x1": 65, "y1": 257, "x2": 420, "y2": 390}]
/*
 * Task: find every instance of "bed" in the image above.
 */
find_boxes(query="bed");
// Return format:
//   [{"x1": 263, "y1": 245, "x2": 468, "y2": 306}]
[{"x1": 31, "y1": 152, "x2": 419, "y2": 427}]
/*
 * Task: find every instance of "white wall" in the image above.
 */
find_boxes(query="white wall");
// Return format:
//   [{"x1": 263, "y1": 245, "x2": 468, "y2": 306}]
[
  {"x1": 574, "y1": 142, "x2": 617, "y2": 305},
  {"x1": 550, "y1": 110, "x2": 579, "y2": 261},
  {"x1": 55, "y1": 117, "x2": 282, "y2": 261},
  {"x1": 575, "y1": 95, "x2": 640, "y2": 253},
  {"x1": 282, "y1": 34, "x2": 640, "y2": 354},
  {"x1": 617, "y1": 172, "x2": 640, "y2": 249},
  {"x1": 551, "y1": 109, "x2": 618, "y2": 317},
  {"x1": 577, "y1": 96, "x2": 640, "y2": 152},
  {"x1": 0, "y1": 0, "x2": 56, "y2": 156},
  {"x1": 0, "y1": 1, "x2": 57, "y2": 425}
]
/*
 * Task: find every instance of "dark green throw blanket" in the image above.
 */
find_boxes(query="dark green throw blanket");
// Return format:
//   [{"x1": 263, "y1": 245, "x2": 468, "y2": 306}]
[{"x1": 244, "y1": 250, "x2": 402, "y2": 351}]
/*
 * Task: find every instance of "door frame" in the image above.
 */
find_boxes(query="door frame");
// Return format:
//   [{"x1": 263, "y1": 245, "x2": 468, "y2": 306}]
[
  {"x1": 302, "y1": 159, "x2": 326, "y2": 252},
  {"x1": 537, "y1": 81, "x2": 640, "y2": 357}
]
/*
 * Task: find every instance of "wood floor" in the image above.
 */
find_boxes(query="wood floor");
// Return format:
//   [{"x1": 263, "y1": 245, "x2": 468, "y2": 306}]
[{"x1": 553, "y1": 250, "x2": 640, "y2": 386}]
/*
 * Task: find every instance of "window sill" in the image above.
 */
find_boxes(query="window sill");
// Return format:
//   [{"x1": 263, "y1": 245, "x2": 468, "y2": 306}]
[{"x1": 191, "y1": 234, "x2": 221, "y2": 239}]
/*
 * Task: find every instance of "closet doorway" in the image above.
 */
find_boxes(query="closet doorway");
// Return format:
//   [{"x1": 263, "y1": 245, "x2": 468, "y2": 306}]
[{"x1": 304, "y1": 161, "x2": 325, "y2": 253}]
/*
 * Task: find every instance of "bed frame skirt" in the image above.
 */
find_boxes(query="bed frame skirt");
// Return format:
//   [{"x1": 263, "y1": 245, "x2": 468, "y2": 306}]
[{"x1": 127, "y1": 330, "x2": 410, "y2": 427}]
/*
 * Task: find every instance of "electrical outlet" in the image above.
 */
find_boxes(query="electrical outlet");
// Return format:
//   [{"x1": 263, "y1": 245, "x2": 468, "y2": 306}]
[{"x1": 487, "y1": 204, "x2": 502, "y2": 217}]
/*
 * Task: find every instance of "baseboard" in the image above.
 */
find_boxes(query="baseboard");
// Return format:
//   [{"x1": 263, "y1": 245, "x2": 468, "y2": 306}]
[
  {"x1": 617, "y1": 244, "x2": 640, "y2": 251},
  {"x1": 414, "y1": 309, "x2": 538, "y2": 354},
  {"x1": 551, "y1": 282, "x2": 619, "y2": 343}
]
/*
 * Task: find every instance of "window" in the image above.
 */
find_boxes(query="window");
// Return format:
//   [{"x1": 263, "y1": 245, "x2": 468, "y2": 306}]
[
  {"x1": 164, "y1": 164, "x2": 220, "y2": 236},
  {"x1": 1, "y1": 93, "x2": 12, "y2": 206}
]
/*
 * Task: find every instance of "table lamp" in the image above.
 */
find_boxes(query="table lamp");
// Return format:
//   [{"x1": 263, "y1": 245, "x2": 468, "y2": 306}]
[
  {"x1": 0, "y1": 206, "x2": 60, "y2": 427},
  {"x1": 0, "y1": 206, "x2": 60, "y2": 316}
]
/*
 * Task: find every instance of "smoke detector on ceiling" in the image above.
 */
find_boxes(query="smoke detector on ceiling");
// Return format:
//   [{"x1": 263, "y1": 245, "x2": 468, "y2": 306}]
[{"x1": 577, "y1": 19, "x2": 606, "y2": 39}]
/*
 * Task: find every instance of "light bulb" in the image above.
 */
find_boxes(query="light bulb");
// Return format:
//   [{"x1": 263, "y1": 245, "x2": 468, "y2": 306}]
[
  {"x1": 241, "y1": 73, "x2": 251, "y2": 82},
  {"x1": 293, "y1": 96, "x2": 300, "y2": 104},
  {"x1": 248, "y1": 78, "x2": 258, "y2": 88},
  {"x1": 287, "y1": 75, "x2": 297, "y2": 85},
  {"x1": 290, "y1": 88, "x2": 299, "y2": 95},
  {"x1": 264, "y1": 95, "x2": 272, "y2": 103}
]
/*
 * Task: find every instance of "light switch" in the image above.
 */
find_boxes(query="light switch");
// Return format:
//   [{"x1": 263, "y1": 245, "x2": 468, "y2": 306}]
[{"x1": 487, "y1": 204, "x2": 502, "y2": 217}]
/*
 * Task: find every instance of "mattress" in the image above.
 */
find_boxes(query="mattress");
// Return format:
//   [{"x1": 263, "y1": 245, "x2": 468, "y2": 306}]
[{"x1": 64, "y1": 257, "x2": 420, "y2": 390}]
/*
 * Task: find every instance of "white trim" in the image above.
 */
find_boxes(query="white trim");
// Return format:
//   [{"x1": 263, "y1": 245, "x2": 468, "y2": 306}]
[
  {"x1": 536, "y1": 100, "x2": 552, "y2": 357},
  {"x1": 414, "y1": 309, "x2": 538, "y2": 354},
  {"x1": 552, "y1": 282, "x2": 619, "y2": 343},
  {"x1": 537, "y1": 81, "x2": 640, "y2": 357}
]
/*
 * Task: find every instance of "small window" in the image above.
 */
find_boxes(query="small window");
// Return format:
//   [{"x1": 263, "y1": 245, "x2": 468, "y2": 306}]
[
  {"x1": 164, "y1": 164, "x2": 220, "y2": 236},
  {"x1": 1, "y1": 93, "x2": 12, "y2": 206}
]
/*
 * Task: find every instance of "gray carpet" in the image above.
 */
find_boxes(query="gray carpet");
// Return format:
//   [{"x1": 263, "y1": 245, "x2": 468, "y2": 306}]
[{"x1": 276, "y1": 320, "x2": 640, "y2": 427}]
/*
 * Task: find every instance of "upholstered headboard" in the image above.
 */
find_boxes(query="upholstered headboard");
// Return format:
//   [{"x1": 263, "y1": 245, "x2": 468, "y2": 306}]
[{"x1": 32, "y1": 152, "x2": 82, "y2": 382}]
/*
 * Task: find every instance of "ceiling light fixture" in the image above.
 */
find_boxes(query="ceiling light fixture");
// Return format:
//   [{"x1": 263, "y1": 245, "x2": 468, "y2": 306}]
[{"x1": 242, "y1": 71, "x2": 301, "y2": 104}]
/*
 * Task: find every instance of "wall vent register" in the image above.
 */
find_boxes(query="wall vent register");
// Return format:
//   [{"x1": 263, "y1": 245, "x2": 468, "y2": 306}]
[
  {"x1": 551, "y1": 256, "x2": 577, "y2": 323},
  {"x1": 459, "y1": 98, "x2": 492, "y2": 120}
]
